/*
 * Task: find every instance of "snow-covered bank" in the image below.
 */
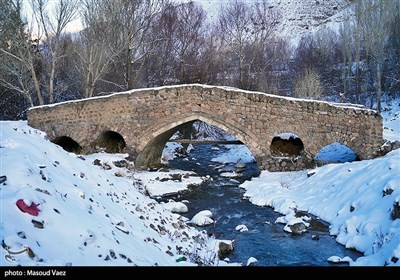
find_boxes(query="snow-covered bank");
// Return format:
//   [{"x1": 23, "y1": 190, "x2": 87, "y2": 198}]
[
  {"x1": 211, "y1": 144, "x2": 255, "y2": 165},
  {"x1": 240, "y1": 150, "x2": 400, "y2": 266},
  {"x1": 0, "y1": 121, "x2": 222, "y2": 266},
  {"x1": 134, "y1": 169, "x2": 205, "y2": 198}
]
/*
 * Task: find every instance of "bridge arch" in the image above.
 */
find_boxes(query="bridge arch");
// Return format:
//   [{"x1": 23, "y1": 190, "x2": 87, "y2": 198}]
[
  {"x1": 135, "y1": 112, "x2": 263, "y2": 170},
  {"x1": 52, "y1": 136, "x2": 82, "y2": 153},
  {"x1": 94, "y1": 130, "x2": 126, "y2": 153},
  {"x1": 314, "y1": 142, "x2": 359, "y2": 164},
  {"x1": 269, "y1": 132, "x2": 304, "y2": 157},
  {"x1": 307, "y1": 132, "x2": 366, "y2": 161}
]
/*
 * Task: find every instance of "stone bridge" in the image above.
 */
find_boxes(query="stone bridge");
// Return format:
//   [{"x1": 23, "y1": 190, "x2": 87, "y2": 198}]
[{"x1": 27, "y1": 84, "x2": 383, "y2": 171}]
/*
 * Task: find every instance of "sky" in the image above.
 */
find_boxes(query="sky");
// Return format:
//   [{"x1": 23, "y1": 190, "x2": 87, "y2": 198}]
[
  {"x1": 22, "y1": 0, "x2": 82, "y2": 34},
  {"x1": 0, "y1": 85, "x2": 399, "y2": 267}
]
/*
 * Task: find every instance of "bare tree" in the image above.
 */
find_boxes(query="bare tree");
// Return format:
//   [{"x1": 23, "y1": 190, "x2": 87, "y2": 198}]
[
  {"x1": 31, "y1": 0, "x2": 79, "y2": 103},
  {"x1": 147, "y1": 1, "x2": 208, "y2": 85},
  {"x1": 75, "y1": 0, "x2": 166, "y2": 97},
  {"x1": 338, "y1": 20, "x2": 353, "y2": 101},
  {"x1": 356, "y1": 0, "x2": 397, "y2": 112},
  {"x1": 294, "y1": 67, "x2": 324, "y2": 100},
  {"x1": 106, "y1": 0, "x2": 166, "y2": 89},
  {"x1": 0, "y1": 0, "x2": 44, "y2": 106},
  {"x1": 246, "y1": 0, "x2": 288, "y2": 92},
  {"x1": 351, "y1": 3, "x2": 363, "y2": 102},
  {"x1": 217, "y1": 0, "x2": 252, "y2": 88},
  {"x1": 0, "y1": 0, "x2": 79, "y2": 107},
  {"x1": 75, "y1": 0, "x2": 122, "y2": 98},
  {"x1": 0, "y1": 9, "x2": 29, "y2": 122},
  {"x1": 216, "y1": 0, "x2": 285, "y2": 91},
  {"x1": 386, "y1": 1, "x2": 400, "y2": 95}
]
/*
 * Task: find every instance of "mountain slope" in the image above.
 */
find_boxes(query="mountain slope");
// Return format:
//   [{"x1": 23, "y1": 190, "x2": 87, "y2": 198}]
[
  {"x1": 269, "y1": 0, "x2": 354, "y2": 42},
  {"x1": 186, "y1": 0, "x2": 354, "y2": 44}
]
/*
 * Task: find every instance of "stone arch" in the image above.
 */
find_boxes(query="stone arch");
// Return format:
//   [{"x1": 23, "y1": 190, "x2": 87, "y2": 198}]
[
  {"x1": 263, "y1": 131, "x2": 315, "y2": 172},
  {"x1": 52, "y1": 136, "x2": 82, "y2": 153},
  {"x1": 270, "y1": 132, "x2": 304, "y2": 157},
  {"x1": 134, "y1": 112, "x2": 263, "y2": 170},
  {"x1": 314, "y1": 142, "x2": 359, "y2": 165},
  {"x1": 308, "y1": 132, "x2": 365, "y2": 161},
  {"x1": 93, "y1": 130, "x2": 126, "y2": 153}
]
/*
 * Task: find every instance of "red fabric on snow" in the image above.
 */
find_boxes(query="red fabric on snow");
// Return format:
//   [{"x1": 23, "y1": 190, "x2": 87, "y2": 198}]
[{"x1": 16, "y1": 199, "x2": 40, "y2": 216}]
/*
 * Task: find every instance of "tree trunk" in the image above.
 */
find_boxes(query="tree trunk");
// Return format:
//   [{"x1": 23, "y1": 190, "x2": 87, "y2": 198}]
[
  {"x1": 341, "y1": 63, "x2": 347, "y2": 102},
  {"x1": 126, "y1": 47, "x2": 133, "y2": 89},
  {"x1": 49, "y1": 52, "x2": 56, "y2": 104},
  {"x1": 355, "y1": 52, "x2": 361, "y2": 104},
  {"x1": 28, "y1": 58, "x2": 44, "y2": 105},
  {"x1": 376, "y1": 61, "x2": 382, "y2": 112}
]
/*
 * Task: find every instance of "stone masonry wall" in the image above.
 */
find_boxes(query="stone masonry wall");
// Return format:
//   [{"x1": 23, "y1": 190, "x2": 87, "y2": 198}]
[{"x1": 27, "y1": 84, "x2": 384, "y2": 171}]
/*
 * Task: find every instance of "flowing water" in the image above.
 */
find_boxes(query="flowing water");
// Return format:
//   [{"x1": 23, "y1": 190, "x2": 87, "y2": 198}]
[{"x1": 167, "y1": 144, "x2": 362, "y2": 266}]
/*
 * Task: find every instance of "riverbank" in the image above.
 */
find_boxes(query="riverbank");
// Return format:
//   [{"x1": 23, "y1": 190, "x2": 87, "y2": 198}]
[{"x1": 0, "y1": 121, "x2": 227, "y2": 266}]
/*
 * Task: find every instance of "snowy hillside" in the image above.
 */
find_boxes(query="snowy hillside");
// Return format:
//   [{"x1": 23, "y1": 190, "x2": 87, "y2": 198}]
[
  {"x1": 0, "y1": 122, "x2": 224, "y2": 266},
  {"x1": 268, "y1": 0, "x2": 354, "y2": 44},
  {"x1": 179, "y1": 0, "x2": 354, "y2": 45}
]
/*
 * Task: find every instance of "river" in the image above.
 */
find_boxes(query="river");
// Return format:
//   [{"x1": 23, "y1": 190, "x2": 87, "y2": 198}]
[{"x1": 167, "y1": 144, "x2": 362, "y2": 266}]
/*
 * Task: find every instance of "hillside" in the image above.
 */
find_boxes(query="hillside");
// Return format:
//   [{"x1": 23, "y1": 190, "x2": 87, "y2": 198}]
[
  {"x1": 186, "y1": 0, "x2": 355, "y2": 44},
  {"x1": 0, "y1": 122, "x2": 223, "y2": 266},
  {"x1": 268, "y1": 0, "x2": 354, "y2": 43}
]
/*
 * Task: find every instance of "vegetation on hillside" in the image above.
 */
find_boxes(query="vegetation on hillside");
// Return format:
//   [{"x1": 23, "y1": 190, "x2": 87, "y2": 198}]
[{"x1": 0, "y1": 0, "x2": 399, "y2": 120}]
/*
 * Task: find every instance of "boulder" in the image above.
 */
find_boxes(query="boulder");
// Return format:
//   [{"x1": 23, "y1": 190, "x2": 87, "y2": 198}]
[
  {"x1": 113, "y1": 160, "x2": 127, "y2": 168},
  {"x1": 164, "y1": 201, "x2": 188, "y2": 213},
  {"x1": 218, "y1": 241, "x2": 234, "y2": 259},
  {"x1": 246, "y1": 257, "x2": 258, "y2": 266},
  {"x1": 287, "y1": 222, "x2": 307, "y2": 235},
  {"x1": 391, "y1": 201, "x2": 400, "y2": 220},
  {"x1": 190, "y1": 210, "x2": 214, "y2": 226},
  {"x1": 235, "y1": 224, "x2": 249, "y2": 232}
]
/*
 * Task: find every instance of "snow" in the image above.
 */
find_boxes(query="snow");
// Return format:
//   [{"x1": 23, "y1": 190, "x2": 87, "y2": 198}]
[
  {"x1": 246, "y1": 257, "x2": 258, "y2": 266},
  {"x1": 190, "y1": 210, "x2": 214, "y2": 226},
  {"x1": 0, "y1": 121, "x2": 222, "y2": 266},
  {"x1": 235, "y1": 225, "x2": 248, "y2": 233},
  {"x1": 220, "y1": 172, "x2": 240, "y2": 178},
  {"x1": 29, "y1": 83, "x2": 377, "y2": 114},
  {"x1": 135, "y1": 169, "x2": 205, "y2": 198},
  {"x1": 276, "y1": 133, "x2": 299, "y2": 140},
  {"x1": 2, "y1": 94, "x2": 400, "y2": 267},
  {"x1": 163, "y1": 201, "x2": 188, "y2": 213},
  {"x1": 381, "y1": 98, "x2": 400, "y2": 142},
  {"x1": 161, "y1": 142, "x2": 184, "y2": 163},
  {"x1": 327, "y1": 255, "x2": 353, "y2": 264},
  {"x1": 211, "y1": 144, "x2": 255, "y2": 164}
]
